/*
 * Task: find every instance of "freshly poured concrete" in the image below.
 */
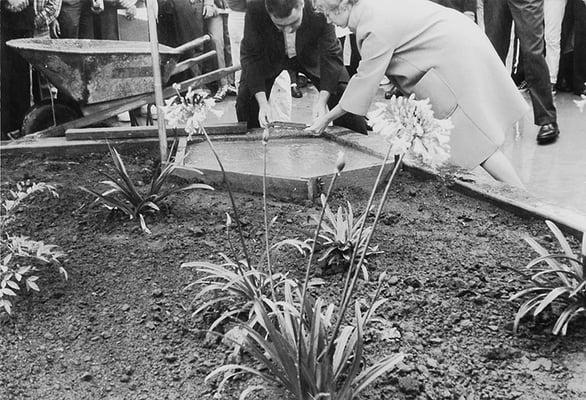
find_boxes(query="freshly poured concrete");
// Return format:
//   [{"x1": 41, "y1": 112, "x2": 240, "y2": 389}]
[
  {"x1": 203, "y1": 89, "x2": 585, "y2": 215},
  {"x1": 179, "y1": 133, "x2": 393, "y2": 200},
  {"x1": 184, "y1": 137, "x2": 382, "y2": 178}
]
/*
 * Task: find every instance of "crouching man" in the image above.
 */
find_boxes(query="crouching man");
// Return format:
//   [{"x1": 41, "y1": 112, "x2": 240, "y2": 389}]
[{"x1": 236, "y1": 0, "x2": 367, "y2": 133}]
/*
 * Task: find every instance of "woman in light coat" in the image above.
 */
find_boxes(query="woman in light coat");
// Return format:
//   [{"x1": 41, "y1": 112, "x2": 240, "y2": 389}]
[{"x1": 307, "y1": 0, "x2": 529, "y2": 187}]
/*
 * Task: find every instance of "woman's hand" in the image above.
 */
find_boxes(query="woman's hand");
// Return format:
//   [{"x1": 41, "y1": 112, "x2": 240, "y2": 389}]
[
  {"x1": 305, "y1": 113, "x2": 331, "y2": 136},
  {"x1": 305, "y1": 103, "x2": 347, "y2": 136}
]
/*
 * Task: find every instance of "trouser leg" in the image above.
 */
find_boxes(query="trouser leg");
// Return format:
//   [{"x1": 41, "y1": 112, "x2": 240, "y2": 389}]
[
  {"x1": 227, "y1": 10, "x2": 245, "y2": 88},
  {"x1": 509, "y1": 0, "x2": 557, "y2": 125},
  {"x1": 571, "y1": 0, "x2": 586, "y2": 92},
  {"x1": 1, "y1": 27, "x2": 33, "y2": 138},
  {"x1": 206, "y1": 14, "x2": 228, "y2": 86},
  {"x1": 483, "y1": 0, "x2": 514, "y2": 62},
  {"x1": 57, "y1": 0, "x2": 83, "y2": 39},
  {"x1": 544, "y1": 0, "x2": 568, "y2": 84}
]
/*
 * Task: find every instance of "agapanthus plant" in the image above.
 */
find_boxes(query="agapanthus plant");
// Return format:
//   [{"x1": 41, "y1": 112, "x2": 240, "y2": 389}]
[
  {"x1": 162, "y1": 84, "x2": 222, "y2": 140},
  {"x1": 367, "y1": 94, "x2": 452, "y2": 168}
]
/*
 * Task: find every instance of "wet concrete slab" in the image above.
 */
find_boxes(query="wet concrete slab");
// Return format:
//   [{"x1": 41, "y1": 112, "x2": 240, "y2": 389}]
[{"x1": 203, "y1": 86, "x2": 585, "y2": 218}]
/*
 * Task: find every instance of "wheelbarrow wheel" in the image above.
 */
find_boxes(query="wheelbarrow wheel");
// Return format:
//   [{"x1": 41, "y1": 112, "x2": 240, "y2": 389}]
[{"x1": 20, "y1": 99, "x2": 82, "y2": 137}]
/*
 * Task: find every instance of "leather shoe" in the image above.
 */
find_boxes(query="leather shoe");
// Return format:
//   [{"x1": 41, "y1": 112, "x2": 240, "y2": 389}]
[{"x1": 537, "y1": 122, "x2": 559, "y2": 145}]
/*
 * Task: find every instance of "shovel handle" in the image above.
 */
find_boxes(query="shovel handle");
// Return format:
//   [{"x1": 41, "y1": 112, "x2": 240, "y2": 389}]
[{"x1": 173, "y1": 35, "x2": 211, "y2": 54}]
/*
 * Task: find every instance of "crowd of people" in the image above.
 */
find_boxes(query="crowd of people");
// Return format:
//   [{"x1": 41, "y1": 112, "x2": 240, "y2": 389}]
[{"x1": 1, "y1": 0, "x2": 585, "y2": 186}]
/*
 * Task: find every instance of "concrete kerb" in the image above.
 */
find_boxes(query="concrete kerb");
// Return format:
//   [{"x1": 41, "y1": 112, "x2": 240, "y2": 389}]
[
  {"x1": 2, "y1": 130, "x2": 585, "y2": 238},
  {"x1": 326, "y1": 129, "x2": 586, "y2": 238}
]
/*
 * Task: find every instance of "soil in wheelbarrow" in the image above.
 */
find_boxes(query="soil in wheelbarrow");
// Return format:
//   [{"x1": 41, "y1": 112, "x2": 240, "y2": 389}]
[{"x1": 1, "y1": 148, "x2": 585, "y2": 400}]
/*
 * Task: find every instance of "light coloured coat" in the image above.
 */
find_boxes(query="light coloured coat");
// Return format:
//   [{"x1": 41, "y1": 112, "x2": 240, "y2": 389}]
[{"x1": 340, "y1": 0, "x2": 529, "y2": 168}]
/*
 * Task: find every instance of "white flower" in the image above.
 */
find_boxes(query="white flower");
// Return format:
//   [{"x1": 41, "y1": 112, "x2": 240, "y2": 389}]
[
  {"x1": 366, "y1": 94, "x2": 452, "y2": 168},
  {"x1": 162, "y1": 86, "x2": 218, "y2": 139}
]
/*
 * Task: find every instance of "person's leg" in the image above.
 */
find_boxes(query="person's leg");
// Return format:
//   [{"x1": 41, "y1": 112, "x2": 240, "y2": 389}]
[
  {"x1": 509, "y1": 0, "x2": 557, "y2": 126},
  {"x1": 480, "y1": 149, "x2": 525, "y2": 187},
  {"x1": 206, "y1": 13, "x2": 229, "y2": 100},
  {"x1": 57, "y1": 0, "x2": 83, "y2": 38},
  {"x1": 544, "y1": 0, "x2": 568, "y2": 85},
  {"x1": 227, "y1": 9, "x2": 245, "y2": 88},
  {"x1": 78, "y1": 0, "x2": 96, "y2": 39},
  {"x1": 96, "y1": 5, "x2": 120, "y2": 40},
  {"x1": 571, "y1": 0, "x2": 586, "y2": 94},
  {"x1": 483, "y1": 0, "x2": 514, "y2": 62},
  {"x1": 1, "y1": 27, "x2": 33, "y2": 138}
]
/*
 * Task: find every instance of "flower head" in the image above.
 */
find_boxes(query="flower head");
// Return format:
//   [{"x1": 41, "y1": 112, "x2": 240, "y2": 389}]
[
  {"x1": 162, "y1": 86, "x2": 222, "y2": 140},
  {"x1": 335, "y1": 150, "x2": 346, "y2": 174},
  {"x1": 367, "y1": 94, "x2": 452, "y2": 168}
]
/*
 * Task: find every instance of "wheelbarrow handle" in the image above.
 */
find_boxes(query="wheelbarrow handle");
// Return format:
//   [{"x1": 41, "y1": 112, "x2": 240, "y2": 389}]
[
  {"x1": 172, "y1": 50, "x2": 217, "y2": 76},
  {"x1": 172, "y1": 35, "x2": 211, "y2": 54}
]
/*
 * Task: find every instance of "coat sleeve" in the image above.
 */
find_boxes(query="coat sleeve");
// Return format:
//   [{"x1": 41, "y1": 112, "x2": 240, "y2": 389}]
[
  {"x1": 339, "y1": 27, "x2": 397, "y2": 116},
  {"x1": 317, "y1": 17, "x2": 345, "y2": 94},
  {"x1": 240, "y1": 3, "x2": 272, "y2": 95}
]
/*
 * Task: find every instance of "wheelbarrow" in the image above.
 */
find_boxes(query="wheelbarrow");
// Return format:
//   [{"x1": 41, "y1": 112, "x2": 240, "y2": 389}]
[{"x1": 6, "y1": 37, "x2": 239, "y2": 138}]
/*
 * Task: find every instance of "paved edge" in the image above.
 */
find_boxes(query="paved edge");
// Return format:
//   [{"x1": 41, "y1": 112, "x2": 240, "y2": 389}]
[{"x1": 2, "y1": 131, "x2": 585, "y2": 237}]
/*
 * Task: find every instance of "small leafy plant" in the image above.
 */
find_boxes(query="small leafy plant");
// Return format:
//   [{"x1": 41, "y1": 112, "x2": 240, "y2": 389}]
[
  {"x1": 510, "y1": 220, "x2": 586, "y2": 336},
  {"x1": 80, "y1": 146, "x2": 213, "y2": 234},
  {"x1": 182, "y1": 253, "x2": 294, "y2": 332},
  {"x1": 314, "y1": 199, "x2": 381, "y2": 278},
  {"x1": 1, "y1": 181, "x2": 66, "y2": 315}
]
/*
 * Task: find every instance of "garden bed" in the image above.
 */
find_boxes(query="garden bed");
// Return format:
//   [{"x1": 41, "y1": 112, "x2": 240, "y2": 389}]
[{"x1": 1, "y1": 148, "x2": 585, "y2": 400}]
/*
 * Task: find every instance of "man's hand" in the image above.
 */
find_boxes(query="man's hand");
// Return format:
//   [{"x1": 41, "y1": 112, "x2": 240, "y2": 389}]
[
  {"x1": 258, "y1": 103, "x2": 272, "y2": 128},
  {"x1": 50, "y1": 19, "x2": 61, "y2": 37},
  {"x1": 305, "y1": 114, "x2": 330, "y2": 136},
  {"x1": 312, "y1": 101, "x2": 328, "y2": 121},
  {"x1": 254, "y1": 92, "x2": 272, "y2": 128},
  {"x1": 312, "y1": 90, "x2": 330, "y2": 120},
  {"x1": 5, "y1": 0, "x2": 29, "y2": 12}
]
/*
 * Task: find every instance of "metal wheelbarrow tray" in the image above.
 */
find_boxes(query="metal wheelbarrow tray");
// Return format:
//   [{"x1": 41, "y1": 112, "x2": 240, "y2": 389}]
[
  {"x1": 6, "y1": 37, "x2": 238, "y2": 137},
  {"x1": 8, "y1": 38, "x2": 189, "y2": 104}
]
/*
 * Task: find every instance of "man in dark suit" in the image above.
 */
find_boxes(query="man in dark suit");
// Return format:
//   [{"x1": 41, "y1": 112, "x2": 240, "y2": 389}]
[
  {"x1": 236, "y1": 0, "x2": 367, "y2": 133},
  {"x1": 484, "y1": 0, "x2": 560, "y2": 145}
]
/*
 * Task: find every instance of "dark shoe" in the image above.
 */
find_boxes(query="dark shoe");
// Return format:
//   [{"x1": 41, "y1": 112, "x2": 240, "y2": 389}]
[
  {"x1": 291, "y1": 85, "x2": 303, "y2": 98},
  {"x1": 537, "y1": 122, "x2": 560, "y2": 145},
  {"x1": 213, "y1": 85, "x2": 228, "y2": 102}
]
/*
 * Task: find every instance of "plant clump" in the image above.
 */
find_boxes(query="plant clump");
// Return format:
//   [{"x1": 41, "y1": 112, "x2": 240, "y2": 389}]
[{"x1": 510, "y1": 220, "x2": 586, "y2": 336}]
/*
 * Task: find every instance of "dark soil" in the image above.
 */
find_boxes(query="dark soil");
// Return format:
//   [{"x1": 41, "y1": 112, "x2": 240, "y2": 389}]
[{"x1": 1, "y1": 148, "x2": 585, "y2": 400}]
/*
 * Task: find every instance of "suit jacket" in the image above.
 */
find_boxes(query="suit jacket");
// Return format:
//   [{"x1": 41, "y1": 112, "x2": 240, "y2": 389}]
[{"x1": 240, "y1": 0, "x2": 346, "y2": 95}]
